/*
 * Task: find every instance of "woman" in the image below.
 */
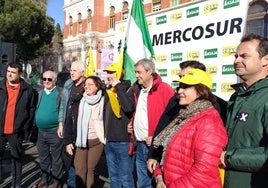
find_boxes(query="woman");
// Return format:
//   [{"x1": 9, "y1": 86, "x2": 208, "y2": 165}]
[
  {"x1": 73, "y1": 76, "x2": 106, "y2": 187},
  {"x1": 153, "y1": 68, "x2": 228, "y2": 188}
]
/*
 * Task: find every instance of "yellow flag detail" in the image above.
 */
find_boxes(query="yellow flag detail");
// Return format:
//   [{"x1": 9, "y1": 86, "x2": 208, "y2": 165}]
[
  {"x1": 106, "y1": 88, "x2": 121, "y2": 118},
  {"x1": 84, "y1": 49, "x2": 95, "y2": 77}
]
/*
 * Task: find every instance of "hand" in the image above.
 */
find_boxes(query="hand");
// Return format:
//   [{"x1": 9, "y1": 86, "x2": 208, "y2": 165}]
[
  {"x1": 145, "y1": 136, "x2": 153, "y2": 146},
  {"x1": 57, "y1": 122, "x2": 63, "y2": 138},
  {"x1": 127, "y1": 123, "x2": 134, "y2": 134},
  {"x1": 147, "y1": 158, "x2": 158, "y2": 173},
  {"x1": 156, "y1": 176, "x2": 166, "y2": 188},
  {"x1": 66, "y1": 144, "x2": 74, "y2": 156},
  {"x1": 219, "y1": 151, "x2": 227, "y2": 168}
]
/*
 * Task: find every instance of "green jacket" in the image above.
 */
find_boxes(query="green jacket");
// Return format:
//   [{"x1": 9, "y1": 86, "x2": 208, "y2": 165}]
[{"x1": 224, "y1": 78, "x2": 268, "y2": 188}]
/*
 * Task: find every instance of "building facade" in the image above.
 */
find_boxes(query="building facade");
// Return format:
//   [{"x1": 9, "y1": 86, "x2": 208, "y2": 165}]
[{"x1": 62, "y1": 0, "x2": 268, "y2": 71}]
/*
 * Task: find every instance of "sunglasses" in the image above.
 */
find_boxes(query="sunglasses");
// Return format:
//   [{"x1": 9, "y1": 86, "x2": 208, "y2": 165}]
[{"x1": 42, "y1": 77, "x2": 53, "y2": 82}]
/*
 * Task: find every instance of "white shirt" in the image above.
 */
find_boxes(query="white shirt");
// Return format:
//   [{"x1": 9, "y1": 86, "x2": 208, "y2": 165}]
[{"x1": 133, "y1": 87, "x2": 150, "y2": 141}]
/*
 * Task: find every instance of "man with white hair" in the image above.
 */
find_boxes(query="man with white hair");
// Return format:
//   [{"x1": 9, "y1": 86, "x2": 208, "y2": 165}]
[{"x1": 58, "y1": 60, "x2": 86, "y2": 188}]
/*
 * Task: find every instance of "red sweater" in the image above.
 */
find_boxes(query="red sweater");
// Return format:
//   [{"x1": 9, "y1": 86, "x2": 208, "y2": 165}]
[{"x1": 154, "y1": 108, "x2": 228, "y2": 188}]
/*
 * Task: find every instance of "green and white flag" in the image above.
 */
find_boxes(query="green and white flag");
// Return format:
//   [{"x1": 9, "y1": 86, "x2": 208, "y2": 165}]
[{"x1": 123, "y1": 0, "x2": 155, "y2": 83}]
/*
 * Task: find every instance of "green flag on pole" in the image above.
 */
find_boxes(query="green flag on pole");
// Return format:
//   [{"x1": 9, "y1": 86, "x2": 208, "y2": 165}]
[{"x1": 122, "y1": 0, "x2": 155, "y2": 83}]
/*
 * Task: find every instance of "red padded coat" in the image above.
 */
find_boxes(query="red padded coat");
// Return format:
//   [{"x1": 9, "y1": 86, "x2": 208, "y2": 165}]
[{"x1": 154, "y1": 107, "x2": 228, "y2": 188}]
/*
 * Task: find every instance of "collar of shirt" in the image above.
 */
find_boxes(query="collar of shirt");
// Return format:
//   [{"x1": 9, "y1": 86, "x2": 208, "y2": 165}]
[{"x1": 44, "y1": 86, "x2": 56, "y2": 95}]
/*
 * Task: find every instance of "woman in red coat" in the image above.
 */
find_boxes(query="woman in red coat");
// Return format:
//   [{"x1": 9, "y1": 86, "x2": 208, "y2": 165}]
[{"x1": 153, "y1": 68, "x2": 228, "y2": 188}]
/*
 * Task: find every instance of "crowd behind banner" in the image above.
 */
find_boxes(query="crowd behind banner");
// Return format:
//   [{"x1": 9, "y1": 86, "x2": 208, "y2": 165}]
[{"x1": 1, "y1": 33, "x2": 268, "y2": 188}]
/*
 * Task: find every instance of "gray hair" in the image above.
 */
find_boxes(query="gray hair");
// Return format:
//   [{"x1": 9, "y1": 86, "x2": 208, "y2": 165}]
[
  {"x1": 135, "y1": 58, "x2": 155, "y2": 73},
  {"x1": 71, "y1": 60, "x2": 86, "y2": 72}
]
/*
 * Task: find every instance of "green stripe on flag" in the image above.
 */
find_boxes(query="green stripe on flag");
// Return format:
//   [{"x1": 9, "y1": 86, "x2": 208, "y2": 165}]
[{"x1": 122, "y1": 0, "x2": 155, "y2": 84}]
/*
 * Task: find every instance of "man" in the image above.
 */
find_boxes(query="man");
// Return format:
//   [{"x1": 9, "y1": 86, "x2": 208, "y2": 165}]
[
  {"x1": 103, "y1": 63, "x2": 136, "y2": 188},
  {"x1": 58, "y1": 60, "x2": 85, "y2": 188},
  {"x1": 131, "y1": 58, "x2": 175, "y2": 188},
  {"x1": 219, "y1": 34, "x2": 268, "y2": 188},
  {"x1": 0, "y1": 62, "x2": 36, "y2": 188},
  {"x1": 33, "y1": 71, "x2": 63, "y2": 188}
]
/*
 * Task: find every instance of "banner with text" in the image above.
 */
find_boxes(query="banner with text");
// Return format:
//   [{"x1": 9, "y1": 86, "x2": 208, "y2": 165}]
[{"x1": 115, "y1": 0, "x2": 249, "y2": 100}]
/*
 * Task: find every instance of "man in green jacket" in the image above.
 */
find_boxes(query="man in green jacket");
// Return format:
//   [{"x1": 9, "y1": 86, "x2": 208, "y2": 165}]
[{"x1": 220, "y1": 33, "x2": 268, "y2": 188}]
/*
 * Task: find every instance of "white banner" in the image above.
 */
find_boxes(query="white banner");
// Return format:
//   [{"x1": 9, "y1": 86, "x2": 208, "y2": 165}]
[{"x1": 148, "y1": 0, "x2": 249, "y2": 100}]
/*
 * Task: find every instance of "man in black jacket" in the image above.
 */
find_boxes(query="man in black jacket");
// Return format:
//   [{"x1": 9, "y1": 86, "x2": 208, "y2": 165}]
[
  {"x1": 147, "y1": 60, "x2": 227, "y2": 172},
  {"x1": 0, "y1": 62, "x2": 36, "y2": 188}
]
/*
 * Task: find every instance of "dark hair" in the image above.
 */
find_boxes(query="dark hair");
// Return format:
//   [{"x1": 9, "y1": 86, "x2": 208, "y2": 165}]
[
  {"x1": 241, "y1": 33, "x2": 268, "y2": 58},
  {"x1": 85, "y1": 76, "x2": 106, "y2": 94},
  {"x1": 194, "y1": 84, "x2": 216, "y2": 104},
  {"x1": 179, "y1": 60, "x2": 206, "y2": 71},
  {"x1": 8, "y1": 62, "x2": 23, "y2": 74}
]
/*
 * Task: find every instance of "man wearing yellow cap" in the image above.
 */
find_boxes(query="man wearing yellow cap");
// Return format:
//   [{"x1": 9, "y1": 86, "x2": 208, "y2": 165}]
[{"x1": 103, "y1": 63, "x2": 136, "y2": 188}]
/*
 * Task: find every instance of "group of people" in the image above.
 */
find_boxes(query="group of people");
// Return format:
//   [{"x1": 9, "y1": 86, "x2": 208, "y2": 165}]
[{"x1": 0, "y1": 33, "x2": 268, "y2": 188}]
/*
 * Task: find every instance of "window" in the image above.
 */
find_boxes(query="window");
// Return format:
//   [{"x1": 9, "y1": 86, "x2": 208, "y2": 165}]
[
  {"x1": 78, "y1": 13, "x2": 82, "y2": 33},
  {"x1": 152, "y1": 0, "x2": 161, "y2": 12},
  {"x1": 87, "y1": 9, "x2": 92, "y2": 31},
  {"x1": 171, "y1": 0, "x2": 180, "y2": 6},
  {"x1": 69, "y1": 16, "x2": 73, "y2": 35},
  {"x1": 122, "y1": 1, "x2": 129, "y2": 20},
  {"x1": 246, "y1": 1, "x2": 268, "y2": 37},
  {"x1": 109, "y1": 6, "x2": 115, "y2": 29}
]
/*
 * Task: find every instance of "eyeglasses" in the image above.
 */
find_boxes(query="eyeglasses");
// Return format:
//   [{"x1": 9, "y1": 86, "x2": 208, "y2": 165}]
[{"x1": 42, "y1": 77, "x2": 53, "y2": 82}]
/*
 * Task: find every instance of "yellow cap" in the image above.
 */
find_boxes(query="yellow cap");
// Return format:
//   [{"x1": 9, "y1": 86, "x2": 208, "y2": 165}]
[
  {"x1": 104, "y1": 63, "x2": 118, "y2": 72},
  {"x1": 179, "y1": 68, "x2": 212, "y2": 89}
]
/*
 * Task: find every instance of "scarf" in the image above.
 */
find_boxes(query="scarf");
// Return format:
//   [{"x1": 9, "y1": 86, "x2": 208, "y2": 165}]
[
  {"x1": 106, "y1": 87, "x2": 121, "y2": 118},
  {"x1": 76, "y1": 90, "x2": 104, "y2": 148},
  {"x1": 153, "y1": 99, "x2": 213, "y2": 164}
]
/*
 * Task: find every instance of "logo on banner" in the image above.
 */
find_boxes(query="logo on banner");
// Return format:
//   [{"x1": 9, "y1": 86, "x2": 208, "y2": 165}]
[
  {"x1": 222, "y1": 46, "x2": 236, "y2": 57},
  {"x1": 156, "y1": 54, "x2": 168, "y2": 63},
  {"x1": 171, "y1": 11, "x2": 183, "y2": 22},
  {"x1": 206, "y1": 66, "x2": 217, "y2": 74},
  {"x1": 204, "y1": 2, "x2": 218, "y2": 14},
  {"x1": 171, "y1": 52, "x2": 183, "y2": 62},
  {"x1": 204, "y1": 48, "x2": 218, "y2": 59},
  {"x1": 221, "y1": 82, "x2": 235, "y2": 93},
  {"x1": 187, "y1": 7, "x2": 199, "y2": 18},
  {"x1": 222, "y1": 65, "x2": 235, "y2": 74},
  {"x1": 156, "y1": 15, "x2": 167, "y2": 25},
  {"x1": 224, "y1": 0, "x2": 240, "y2": 9},
  {"x1": 187, "y1": 50, "x2": 200, "y2": 60},
  {"x1": 157, "y1": 69, "x2": 168, "y2": 77}
]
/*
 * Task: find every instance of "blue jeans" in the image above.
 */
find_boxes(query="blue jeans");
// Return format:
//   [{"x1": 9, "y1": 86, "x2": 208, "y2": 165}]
[
  {"x1": 67, "y1": 166, "x2": 76, "y2": 188},
  {"x1": 105, "y1": 141, "x2": 135, "y2": 188},
  {"x1": 136, "y1": 142, "x2": 154, "y2": 188}
]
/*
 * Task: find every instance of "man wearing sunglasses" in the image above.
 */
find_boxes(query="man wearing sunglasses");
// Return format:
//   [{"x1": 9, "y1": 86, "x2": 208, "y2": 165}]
[{"x1": 33, "y1": 70, "x2": 63, "y2": 188}]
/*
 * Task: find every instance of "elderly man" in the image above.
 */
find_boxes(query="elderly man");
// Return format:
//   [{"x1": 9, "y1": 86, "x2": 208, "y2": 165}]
[
  {"x1": 58, "y1": 60, "x2": 86, "y2": 188},
  {"x1": 131, "y1": 58, "x2": 175, "y2": 188},
  {"x1": 33, "y1": 70, "x2": 63, "y2": 188}
]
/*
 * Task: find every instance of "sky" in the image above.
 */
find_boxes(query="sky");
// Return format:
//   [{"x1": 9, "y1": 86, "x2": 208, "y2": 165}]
[{"x1": 46, "y1": 0, "x2": 64, "y2": 29}]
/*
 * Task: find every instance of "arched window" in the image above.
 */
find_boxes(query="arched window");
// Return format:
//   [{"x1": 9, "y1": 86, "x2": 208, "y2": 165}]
[
  {"x1": 152, "y1": 0, "x2": 161, "y2": 12},
  {"x1": 69, "y1": 16, "x2": 73, "y2": 35},
  {"x1": 246, "y1": 0, "x2": 268, "y2": 36},
  {"x1": 78, "y1": 12, "x2": 82, "y2": 33},
  {"x1": 122, "y1": 1, "x2": 129, "y2": 20},
  {"x1": 87, "y1": 9, "x2": 92, "y2": 31},
  {"x1": 109, "y1": 6, "x2": 115, "y2": 29}
]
